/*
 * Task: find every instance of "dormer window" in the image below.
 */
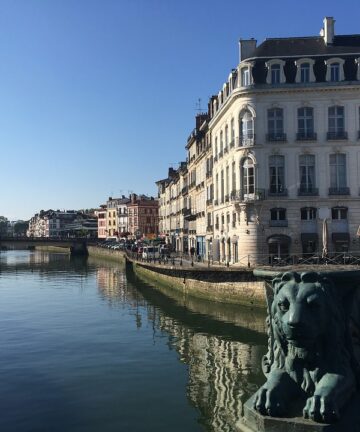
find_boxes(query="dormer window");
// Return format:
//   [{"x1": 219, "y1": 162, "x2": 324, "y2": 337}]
[
  {"x1": 295, "y1": 58, "x2": 315, "y2": 83},
  {"x1": 330, "y1": 63, "x2": 340, "y2": 81},
  {"x1": 266, "y1": 60, "x2": 286, "y2": 85},
  {"x1": 271, "y1": 65, "x2": 280, "y2": 84},
  {"x1": 300, "y1": 63, "x2": 310, "y2": 82},
  {"x1": 356, "y1": 58, "x2": 360, "y2": 81},
  {"x1": 325, "y1": 58, "x2": 345, "y2": 82},
  {"x1": 239, "y1": 63, "x2": 253, "y2": 87},
  {"x1": 241, "y1": 68, "x2": 250, "y2": 86}
]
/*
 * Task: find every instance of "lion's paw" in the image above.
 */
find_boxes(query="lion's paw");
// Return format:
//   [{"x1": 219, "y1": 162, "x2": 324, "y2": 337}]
[
  {"x1": 253, "y1": 386, "x2": 286, "y2": 417},
  {"x1": 303, "y1": 395, "x2": 339, "y2": 423}
]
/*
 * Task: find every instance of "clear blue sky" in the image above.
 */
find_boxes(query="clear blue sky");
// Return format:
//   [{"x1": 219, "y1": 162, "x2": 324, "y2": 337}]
[{"x1": 1, "y1": 0, "x2": 360, "y2": 220}]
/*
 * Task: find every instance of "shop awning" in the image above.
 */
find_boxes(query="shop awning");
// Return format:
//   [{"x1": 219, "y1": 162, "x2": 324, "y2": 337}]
[
  {"x1": 267, "y1": 234, "x2": 291, "y2": 245},
  {"x1": 332, "y1": 233, "x2": 350, "y2": 242},
  {"x1": 301, "y1": 233, "x2": 318, "y2": 242}
]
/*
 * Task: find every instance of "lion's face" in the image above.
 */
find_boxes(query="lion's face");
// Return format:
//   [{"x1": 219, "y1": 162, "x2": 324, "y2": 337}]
[{"x1": 272, "y1": 277, "x2": 328, "y2": 349}]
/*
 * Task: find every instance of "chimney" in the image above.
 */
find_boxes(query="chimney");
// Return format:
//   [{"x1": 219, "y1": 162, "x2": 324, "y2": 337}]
[
  {"x1": 239, "y1": 38, "x2": 257, "y2": 61},
  {"x1": 195, "y1": 113, "x2": 208, "y2": 129},
  {"x1": 323, "y1": 17, "x2": 335, "y2": 45}
]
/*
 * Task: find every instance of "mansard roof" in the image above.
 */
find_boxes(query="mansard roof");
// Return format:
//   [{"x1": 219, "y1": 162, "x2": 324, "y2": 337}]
[{"x1": 249, "y1": 35, "x2": 360, "y2": 59}]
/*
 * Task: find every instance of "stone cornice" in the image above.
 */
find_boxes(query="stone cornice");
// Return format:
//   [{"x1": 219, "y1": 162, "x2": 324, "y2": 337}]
[{"x1": 209, "y1": 82, "x2": 360, "y2": 128}]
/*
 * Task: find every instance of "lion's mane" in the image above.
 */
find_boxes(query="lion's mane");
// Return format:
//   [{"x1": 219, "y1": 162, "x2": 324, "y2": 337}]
[{"x1": 262, "y1": 271, "x2": 356, "y2": 395}]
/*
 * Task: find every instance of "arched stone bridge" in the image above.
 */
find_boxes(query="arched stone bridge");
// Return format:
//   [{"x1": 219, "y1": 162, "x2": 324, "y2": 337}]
[{"x1": 0, "y1": 237, "x2": 97, "y2": 255}]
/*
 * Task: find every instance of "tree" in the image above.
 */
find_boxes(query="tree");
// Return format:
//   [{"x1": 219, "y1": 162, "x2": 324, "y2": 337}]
[
  {"x1": 14, "y1": 221, "x2": 29, "y2": 236},
  {"x1": 0, "y1": 216, "x2": 8, "y2": 236}
]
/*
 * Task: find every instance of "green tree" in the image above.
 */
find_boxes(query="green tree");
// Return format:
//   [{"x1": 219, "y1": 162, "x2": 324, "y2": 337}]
[
  {"x1": 0, "y1": 216, "x2": 8, "y2": 235},
  {"x1": 14, "y1": 221, "x2": 29, "y2": 236}
]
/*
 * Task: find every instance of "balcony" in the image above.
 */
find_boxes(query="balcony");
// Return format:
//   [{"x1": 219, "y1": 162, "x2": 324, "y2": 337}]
[
  {"x1": 266, "y1": 132, "x2": 287, "y2": 142},
  {"x1": 238, "y1": 133, "x2": 255, "y2": 147},
  {"x1": 206, "y1": 170, "x2": 212, "y2": 179},
  {"x1": 269, "y1": 220, "x2": 288, "y2": 227},
  {"x1": 268, "y1": 188, "x2": 288, "y2": 197},
  {"x1": 298, "y1": 187, "x2": 319, "y2": 196},
  {"x1": 189, "y1": 181, "x2": 196, "y2": 189},
  {"x1": 230, "y1": 189, "x2": 265, "y2": 202},
  {"x1": 206, "y1": 198, "x2": 213, "y2": 206},
  {"x1": 206, "y1": 225, "x2": 213, "y2": 233},
  {"x1": 296, "y1": 132, "x2": 317, "y2": 141},
  {"x1": 328, "y1": 187, "x2": 350, "y2": 195},
  {"x1": 327, "y1": 131, "x2": 348, "y2": 140},
  {"x1": 213, "y1": 199, "x2": 218, "y2": 206},
  {"x1": 181, "y1": 186, "x2": 188, "y2": 195}
]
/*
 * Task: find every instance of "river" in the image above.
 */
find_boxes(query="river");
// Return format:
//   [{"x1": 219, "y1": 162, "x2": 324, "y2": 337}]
[{"x1": 0, "y1": 250, "x2": 266, "y2": 432}]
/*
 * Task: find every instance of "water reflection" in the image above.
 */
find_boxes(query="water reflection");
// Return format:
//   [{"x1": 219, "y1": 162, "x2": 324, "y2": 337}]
[
  {"x1": 0, "y1": 251, "x2": 266, "y2": 432},
  {"x1": 96, "y1": 264, "x2": 266, "y2": 431}
]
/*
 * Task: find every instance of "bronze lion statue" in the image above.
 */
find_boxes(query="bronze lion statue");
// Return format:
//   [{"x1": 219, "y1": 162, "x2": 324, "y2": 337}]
[{"x1": 253, "y1": 271, "x2": 360, "y2": 423}]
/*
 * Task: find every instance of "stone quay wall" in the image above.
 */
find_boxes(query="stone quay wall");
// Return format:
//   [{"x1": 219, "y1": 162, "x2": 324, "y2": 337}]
[
  {"x1": 87, "y1": 247, "x2": 266, "y2": 307},
  {"x1": 130, "y1": 259, "x2": 266, "y2": 307}
]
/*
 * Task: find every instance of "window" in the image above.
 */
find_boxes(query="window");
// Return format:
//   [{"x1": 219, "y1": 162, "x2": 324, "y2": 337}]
[
  {"x1": 241, "y1": 67, "x2": 250, "y2": 86},
  {"x1": 242, "y1": 157, "x2": 255, "y2": 197},
  {"x1": 332, "y1": 207, "x2": 348, "y2": 220},
  {"x1": 230, "y1": 118, "x2": 235, "y2": 146},
  {"x1": 330, "y1": 63, "x2": 340, "y2": 82},
  {"x1": 328, "y1": 106, "x2": 345, "y2": 139},
  {"x1": 267, "y1": 108, "x2": 285, "y2": 140},
  {"x1": 271, "y1": 64, "x2": 280, "y2": 84},
  {"x1": 226, "y1": 166, "x2": 229, "y2": 197},
  {"x1": 270, "y1": 208, "x2": 286, "y2": 220},
  {"x1": 326, "y1": 58, "x2": 345, "y2": 82},
  {"x1": 329, "y1": 153, "x2": 348, "y2": 193},
  {"x1": 232, "y1": 161, "x2": 236, "y2": 194},
  {"x1": 300, "y1": 63, "x2": 310, "y2": 83},
  {"x1": 269, "y1": 155, "x2": 285, "y2": 194},
  {"x1": 220, "y1": 170, "x2": 224, "y2": 203},
  {"x1": 301, "y1": 207, "x2": 317, "y2": 220},
  {"x1": 299, "y1": 155, "x2": 316, "y2": 193},
  {"x1": 220, "y1": 131, "x2": 223, "y2": 154},
  {"x1": 240, "y1": 110, "x2": 254, "y2": 145},
  {"x1": 297, "y1": 107, "x2": 315, "y2": 139},
  {"x1": 225, "y1": 125, "x2": 229, "y2": 150}
]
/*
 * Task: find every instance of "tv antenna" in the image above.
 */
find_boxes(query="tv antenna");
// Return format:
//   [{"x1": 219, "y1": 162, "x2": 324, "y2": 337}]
[{"x1": 195, "y1": 98, "x2": 203, "y2": 113}]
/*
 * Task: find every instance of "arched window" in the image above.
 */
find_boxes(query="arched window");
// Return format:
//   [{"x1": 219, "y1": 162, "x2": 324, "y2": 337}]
[
  {"x1": 239, "y1": 110, "x2": 254, "y2": 146},
  {"x1": 242, "y1": 157, "x2": 255, "y2": 199}
]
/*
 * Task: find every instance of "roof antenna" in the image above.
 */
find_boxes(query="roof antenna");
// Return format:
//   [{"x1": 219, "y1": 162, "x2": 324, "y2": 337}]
[{"x1": 195, "y1": 98, "x2": 203, "y2": 113}]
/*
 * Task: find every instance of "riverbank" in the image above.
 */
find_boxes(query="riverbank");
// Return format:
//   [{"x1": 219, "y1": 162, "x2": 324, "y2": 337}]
[{"x1": 87, "y1": 247, "x2": 266, "y2": 307}]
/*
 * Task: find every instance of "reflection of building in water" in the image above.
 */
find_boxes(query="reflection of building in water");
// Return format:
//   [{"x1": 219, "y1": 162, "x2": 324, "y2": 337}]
[
  {"x1": 97, "y1": 267, "x2": 128, "y2": 302},
  {"x1": 155, "y1": 314, "x2": 264, "y2": 431},
  {"x1": 96, "y1": 268, "x2": 147, "y2": 328}
]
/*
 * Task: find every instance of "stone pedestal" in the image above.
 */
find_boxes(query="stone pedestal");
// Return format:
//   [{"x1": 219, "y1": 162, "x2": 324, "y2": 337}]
[{"x1": 236, "y1": 394, "x2": 360, "y2": 432}]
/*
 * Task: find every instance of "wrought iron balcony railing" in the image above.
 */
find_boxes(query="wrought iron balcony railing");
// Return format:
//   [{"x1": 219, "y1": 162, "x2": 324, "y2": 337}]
[
  {"x1": 266, "y1": 132, "x2": 287, "y2": 142},
  {"x1": 327, "y1": 131, "x2": 348, "y2": 140},
  {"x1": 328, "y1": 187, "x2": 350, "y2": 195}
]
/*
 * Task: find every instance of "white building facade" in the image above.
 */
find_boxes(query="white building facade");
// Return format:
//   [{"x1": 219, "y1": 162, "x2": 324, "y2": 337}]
[{"x1": 210, "y1": 17, "x2": 360, "y2": 265}]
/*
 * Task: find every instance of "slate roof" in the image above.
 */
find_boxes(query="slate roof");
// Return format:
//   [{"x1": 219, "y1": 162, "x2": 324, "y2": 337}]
[{"x1": 248, "y1": 35, "x2": 360, "y2": 59}]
